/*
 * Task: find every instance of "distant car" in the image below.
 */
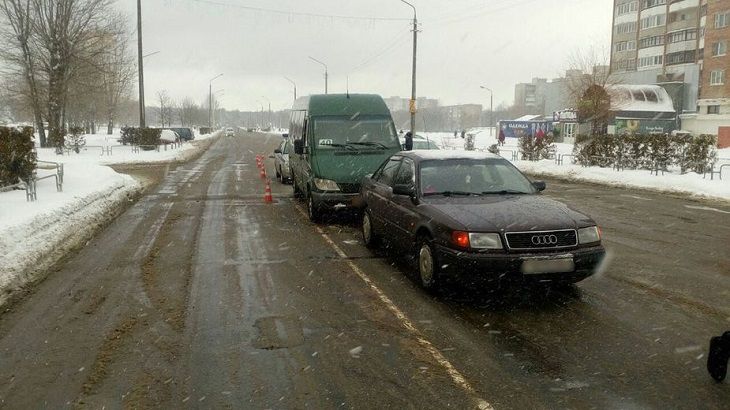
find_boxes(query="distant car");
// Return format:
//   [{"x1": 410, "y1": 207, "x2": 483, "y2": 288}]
[
  {"x1": 399, "y1": 134, "x2": 440, "y2": 150},
  {"x1": 166, "y1": 127, "x2": 194, "y2": 141},
  {"x1": 273, "y1": 139, "x2": 291, "y2": 183},
  {"x1": 360, "y1": 150, "x2": 605, "y2": 290},
  {"x1": 159, "y1": 129, "x2": 180, "y2": 144},
  {"x1": 225, "y1": 127, "x2": 235, "y2": 137}
]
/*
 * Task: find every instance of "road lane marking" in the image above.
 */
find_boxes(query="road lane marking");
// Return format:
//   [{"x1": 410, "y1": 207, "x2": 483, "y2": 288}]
[
  {"x1": 684, "y1": 205, "x2": 730, "y2": 214},
  {"x1": 133, "y1": 202, "x2": 174, "y2": 260},
  {"x1": 295, "y1": 206, "x2": 493, "y2": 410},
  {"x1": 620, "y1": 194, "x2": 652, "y2": 201}
]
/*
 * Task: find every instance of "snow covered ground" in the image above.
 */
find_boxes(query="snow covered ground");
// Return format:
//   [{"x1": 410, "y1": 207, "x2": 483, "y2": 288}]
[
  {"x1": 422, "y1": 128, "x2": 730, "y2": 202},
  {"x1": 0, "y1": 129, "x2": 222, "y2": 306}
]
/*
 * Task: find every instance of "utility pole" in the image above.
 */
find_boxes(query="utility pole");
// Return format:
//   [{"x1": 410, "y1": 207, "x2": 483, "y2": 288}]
[
  {"x1": 137, "y1": 0, "x2": 145, "y2": 128},
  {"x1": 285, "y1": 77, "x2": 297, "y2": 100},
  {"x1": 400, "y1": 0, "x2": 418, "y2": 137},
  {"x1": 208, "y1": 73, "x2": 223, "y2": 129},
  {"x1": 480, "y1": 86, "x2": 494, "y2": 136},
  {"x1": 309, "y1": 56, "x2": 328, "y2": 94}
]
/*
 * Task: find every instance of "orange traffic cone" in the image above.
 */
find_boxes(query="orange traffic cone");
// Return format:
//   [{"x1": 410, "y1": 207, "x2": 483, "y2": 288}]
[
  {"x1": 263, "y1": 179, "x2": 273, "y2": 203},
  {"x1": 260, "y1": 167, "x2": 266, "y2": 179}
]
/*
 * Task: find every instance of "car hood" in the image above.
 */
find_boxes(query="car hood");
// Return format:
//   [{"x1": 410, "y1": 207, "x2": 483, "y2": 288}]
[{"x1": 424, "y1": 195, "x2": 594, "y2": 232}]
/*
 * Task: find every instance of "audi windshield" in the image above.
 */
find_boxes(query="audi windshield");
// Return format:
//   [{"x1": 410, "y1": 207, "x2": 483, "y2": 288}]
[{"x1": 420, "y1": 158, "x2": 537, "y2": 196}]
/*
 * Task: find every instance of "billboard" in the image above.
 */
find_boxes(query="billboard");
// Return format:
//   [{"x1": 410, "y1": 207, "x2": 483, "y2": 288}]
[
  {"x1": 614, "y1": 119, "x2": 676, "y2": 135},
  {"x1": 499, "y1": 121, "x2": 554, "y2": 139}
]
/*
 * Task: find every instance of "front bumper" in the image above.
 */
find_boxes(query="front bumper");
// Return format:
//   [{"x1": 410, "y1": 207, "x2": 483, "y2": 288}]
[
  {"x1": 436, "y1": 244, "x2": 605, "y2": 284},
  {"x1": 311, "y1": 191, "x2": 364, "y2": 210}
]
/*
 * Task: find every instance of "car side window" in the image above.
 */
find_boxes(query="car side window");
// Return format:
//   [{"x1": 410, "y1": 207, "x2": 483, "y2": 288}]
[
  {"x1": 393, "y1": 158, "x2": 414, "y2": 187},
  {"x1": 376, "y1": 158, "x2": 401, "y2": 187},
  {"x1": 282, "y1": 140, "x2": 289, "y2": 154}
]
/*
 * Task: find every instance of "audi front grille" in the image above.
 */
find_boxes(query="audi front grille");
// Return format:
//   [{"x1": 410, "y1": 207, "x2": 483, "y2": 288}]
[{"x1": 504, "y1": 229, "x2": 578, "y2": 251}]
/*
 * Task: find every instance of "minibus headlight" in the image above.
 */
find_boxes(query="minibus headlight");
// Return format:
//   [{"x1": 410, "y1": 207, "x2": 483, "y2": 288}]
[{"x1": 314, "y1": 178, "x2": 340, "y2": 191}]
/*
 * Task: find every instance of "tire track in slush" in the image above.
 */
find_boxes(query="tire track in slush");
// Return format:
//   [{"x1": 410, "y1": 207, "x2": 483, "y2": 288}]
[{"x1": 295, "y1": 206, "x2": 493, "y2": 410}]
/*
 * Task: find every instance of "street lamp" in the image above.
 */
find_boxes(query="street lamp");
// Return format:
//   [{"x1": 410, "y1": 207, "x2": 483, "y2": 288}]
[
  {"x1": 308, "y1": 56, "x2": 328, "y2": 94},
  {"x1": 480, "y1": 86, "x2": 494, "y2": 136},
  {"x1": 261, "y1": 96, "x2": 272, "y2": 129},
  {"x1": 212, "y1": 89, "x2": 224, "y2": 128},
  {"x1": 399, "y1": 0, "x2": 418, "y2": 138},
  {"x1": 284, "y1": 76, "x2": 297, "y2": 100},
  {"x1": 208, "y1": 73, "x2": 223, "y2": 128},
  {"x1": 136, "y1": 0, "x2": 145, "y2": 128}
]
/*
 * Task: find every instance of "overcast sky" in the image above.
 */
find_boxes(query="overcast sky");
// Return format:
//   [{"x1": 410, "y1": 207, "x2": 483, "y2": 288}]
[{"x1": 118, "y1": 0, "x2": 613, "y2": 111}]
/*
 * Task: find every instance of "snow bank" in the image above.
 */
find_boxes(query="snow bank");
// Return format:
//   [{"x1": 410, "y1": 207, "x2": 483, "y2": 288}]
[
  {"x1": 422, "y1": 130, "x2": 730, "y2": 202},
  {"x1": 0, "y1": 129, "x2": 222, "y2": 307}
]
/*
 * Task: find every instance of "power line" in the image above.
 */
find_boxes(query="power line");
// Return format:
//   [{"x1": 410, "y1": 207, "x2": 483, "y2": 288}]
[
  {"x1": 348, "y1": 29, "x2": 412, "y2": 73},
  {"x1": 178, "y1": 0, "x2": 410, "y2": 22},
  {"x1": 425, "y1": 0, "x2": 539, "y2": 27}
]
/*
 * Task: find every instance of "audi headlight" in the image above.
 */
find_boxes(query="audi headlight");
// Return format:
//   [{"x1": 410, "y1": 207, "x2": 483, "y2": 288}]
[
  {"x1": 468, "y1": 233, "x2": 503, "y2": 250},
  {"x1": 578, "y1": 226, "x2": 601, "y2": 244},
  {"x1": 313, "y1": 178, "x2": 340, "y2": 191}
]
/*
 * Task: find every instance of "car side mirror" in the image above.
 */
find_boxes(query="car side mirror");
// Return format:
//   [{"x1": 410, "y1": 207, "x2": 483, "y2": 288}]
[
  {"x1": 282, "y1": 133, "x2": 289, "y2": 138},
  {"x1": 294, "y1": 139, "x2": 304, "y2": 155},
  {"x1": 393, "y1": 184, "x2": 415, "y2": 197},
  {"x1": 533, "y1": 181, "x2": 546, "y2": 192},
  {"x1": 274, "y1": 148, "x2": 282, "y2": 154}
]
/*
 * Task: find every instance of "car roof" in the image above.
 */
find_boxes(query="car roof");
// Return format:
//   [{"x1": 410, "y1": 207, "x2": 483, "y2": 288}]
[{"x1": 398, "y1": 150, "x2": 501, "y2": 161}]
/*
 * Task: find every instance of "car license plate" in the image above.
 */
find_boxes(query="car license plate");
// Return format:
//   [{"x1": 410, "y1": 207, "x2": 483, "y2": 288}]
[{"x1": 521, "y1": 256, "x2": 575, "y2": 274}]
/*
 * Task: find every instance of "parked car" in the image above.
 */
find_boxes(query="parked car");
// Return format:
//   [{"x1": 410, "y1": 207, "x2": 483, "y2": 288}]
[
  {"x1": 225, "y1": 127, "x2": 235, "y2": 137},
  {"x1": 160, "y1": 129, "x2": 180, "y2": 144},
  {"x1": 273, "y1": 139, "x2": 292, "y2": 183},
  {"x1": 359, "y1": 150, "x2": 605, "y2": 289},
  {"x1": 399, "y1": 134, "x2": 440, "y2": 150},
  {"x1": 165, "y1": 127, "x2": 194, "y2": 141}
]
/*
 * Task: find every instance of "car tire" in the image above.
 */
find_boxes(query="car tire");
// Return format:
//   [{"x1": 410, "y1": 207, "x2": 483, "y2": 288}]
[
  {"x1": 362, "y1": 210, "x2": 380, "y2": 249},
  {"x1": 292, "y1": 173, "x2": 303, "y2": 198},
  {"x1": 307, "y1": 191, "x2": 322, "y2": 223},
  {"x1": 417, "y1": 236, "x2": 440, "y2": 290}
]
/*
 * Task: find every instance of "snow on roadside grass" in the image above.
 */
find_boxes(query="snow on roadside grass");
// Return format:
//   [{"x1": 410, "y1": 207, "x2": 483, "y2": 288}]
[
  {"x1": 0, "y1": 129, "x2": 222, "y2": 307},
  {"x1": 422, "y1": 130, "x2": 730, "y2": 202}
]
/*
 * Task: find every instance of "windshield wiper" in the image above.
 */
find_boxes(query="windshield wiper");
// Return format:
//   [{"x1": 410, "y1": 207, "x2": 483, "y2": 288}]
[
  {"x1": 481, "y1": 190, "x2": 530, "y2": 195},
  {"x1": 423, "y1": 190, "x2": 480, "y2": 197},
  {"x1": 346, "y1": 142, "x2": 389, "y2": 149},
  {"x1": 324, "y1": 143, "x2": 357, "y2": 151}
]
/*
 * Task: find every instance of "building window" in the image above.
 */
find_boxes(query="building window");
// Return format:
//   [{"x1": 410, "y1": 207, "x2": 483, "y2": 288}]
[
  {"x1": 666, "y1": 50, "x2": 696, "y2": 65},
  {"x1": 639, "y1": 35, "x2": 665, "y2": 48},
  {"x1": 708, "y1": 105, "x2": 720, "y2": 114},
  {"x1": 712, "y1": 41, "x2": 728, "y2": 57},
  {"x1": 617, "y1": 1, "x2": 639, "y2": 15},
  {"x1": 615, "y1": 22, "x2": 637, "y2": 34},
  {"x1": 667, "y1": 29, "x2": 697, "y2": 43},
  {"x1": 638, "y1": 55, "x2": 663, "y2": 68},
  {"x1": 716, "y1": 11, "x2": 730, "y2": 28},
  {"x1": 710, "y1": 70, "x2": 726, "y2": 85},
  {"x1": 641, "y1": 0, "x2": 666, "y2": 10},
  {"x1": 641, "y1": 14, "x2": 666, "y2": 30},
  {"x1": 615, "y1": 41, "x2": 637, "y2": 52}
]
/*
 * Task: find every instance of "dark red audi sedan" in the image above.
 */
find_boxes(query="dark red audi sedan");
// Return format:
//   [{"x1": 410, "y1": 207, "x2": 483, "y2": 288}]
[{"x1": 359, "y1": 150, "x2": 606, "y2": 289}]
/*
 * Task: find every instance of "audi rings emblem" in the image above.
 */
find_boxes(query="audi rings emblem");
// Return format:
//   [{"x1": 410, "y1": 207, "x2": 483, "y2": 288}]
[{"x1": 531, "y1": 234, "x2": 558, "y2": 245}]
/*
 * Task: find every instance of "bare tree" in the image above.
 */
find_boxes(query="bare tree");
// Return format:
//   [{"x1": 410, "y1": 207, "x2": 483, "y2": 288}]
[
  {"x1": 156, "y1": 90, "x2": 171, "y2": 127},
  {"x1": 0, "y1": 0, "x2": 47, "y2": 144},
  {"x1": 565, "y1": 46, "x2": 621, "y2": 134}
]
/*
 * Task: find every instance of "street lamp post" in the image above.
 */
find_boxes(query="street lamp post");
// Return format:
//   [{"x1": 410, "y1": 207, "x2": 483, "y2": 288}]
[
  {"x1": 399, "y1": 0, "x2": 418, "y2": 138},
  {"x1": 284, "y1": 76, "x2": 297, "y2": 100},
  {"x1": 212, "y1": 89, "x2": 224, "y2": 127},
  {"x1": 480, "y1": 86, "x2": 494, "y2": 136},
  {"x1": 208, "y1": 73, "x2": 223, "y2": 129},
  {"x1": 136, "y1": 0, "x2": 145, "y2": 128},
  {"x1": 308, "y1": 56, "x2": 328, "y2": 94}
]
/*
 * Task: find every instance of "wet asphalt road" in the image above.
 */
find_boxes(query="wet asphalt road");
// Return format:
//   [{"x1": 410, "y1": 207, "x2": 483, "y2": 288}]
[{"x1": 0, "y1": 131, "x2": 728, "y2": 409}]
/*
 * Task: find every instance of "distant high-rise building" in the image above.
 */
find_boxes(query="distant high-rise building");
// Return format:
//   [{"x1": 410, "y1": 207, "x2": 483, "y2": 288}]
[{"x1": 609, "y1": 0, "x2": 730, "y2": 135}]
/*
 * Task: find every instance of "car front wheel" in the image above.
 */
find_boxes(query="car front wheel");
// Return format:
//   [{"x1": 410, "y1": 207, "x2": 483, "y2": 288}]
[
  {"x1": 307, "y1": 192, "x2": 322, "y2": 223},
  {"x1": 417, "y1": 237, "x2": 440, "y2": 290},
  {"x1": 362, "y1": 210, "x2": 380, "y2": 248}
]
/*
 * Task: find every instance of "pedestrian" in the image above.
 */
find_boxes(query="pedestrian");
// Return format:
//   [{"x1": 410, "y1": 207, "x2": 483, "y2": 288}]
[
  {"x1": 404, "y1": 131, "x2": 413, "y2": 151},
  {"x1": 708, "y1": 331, "x2": 730, "y2": 382},
  {"x1": 498, "y1": 129, "x2": 506, "y2": 146},
  {"x1": 461, "y1": 130, "x2": 466, "y2": 139}
]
